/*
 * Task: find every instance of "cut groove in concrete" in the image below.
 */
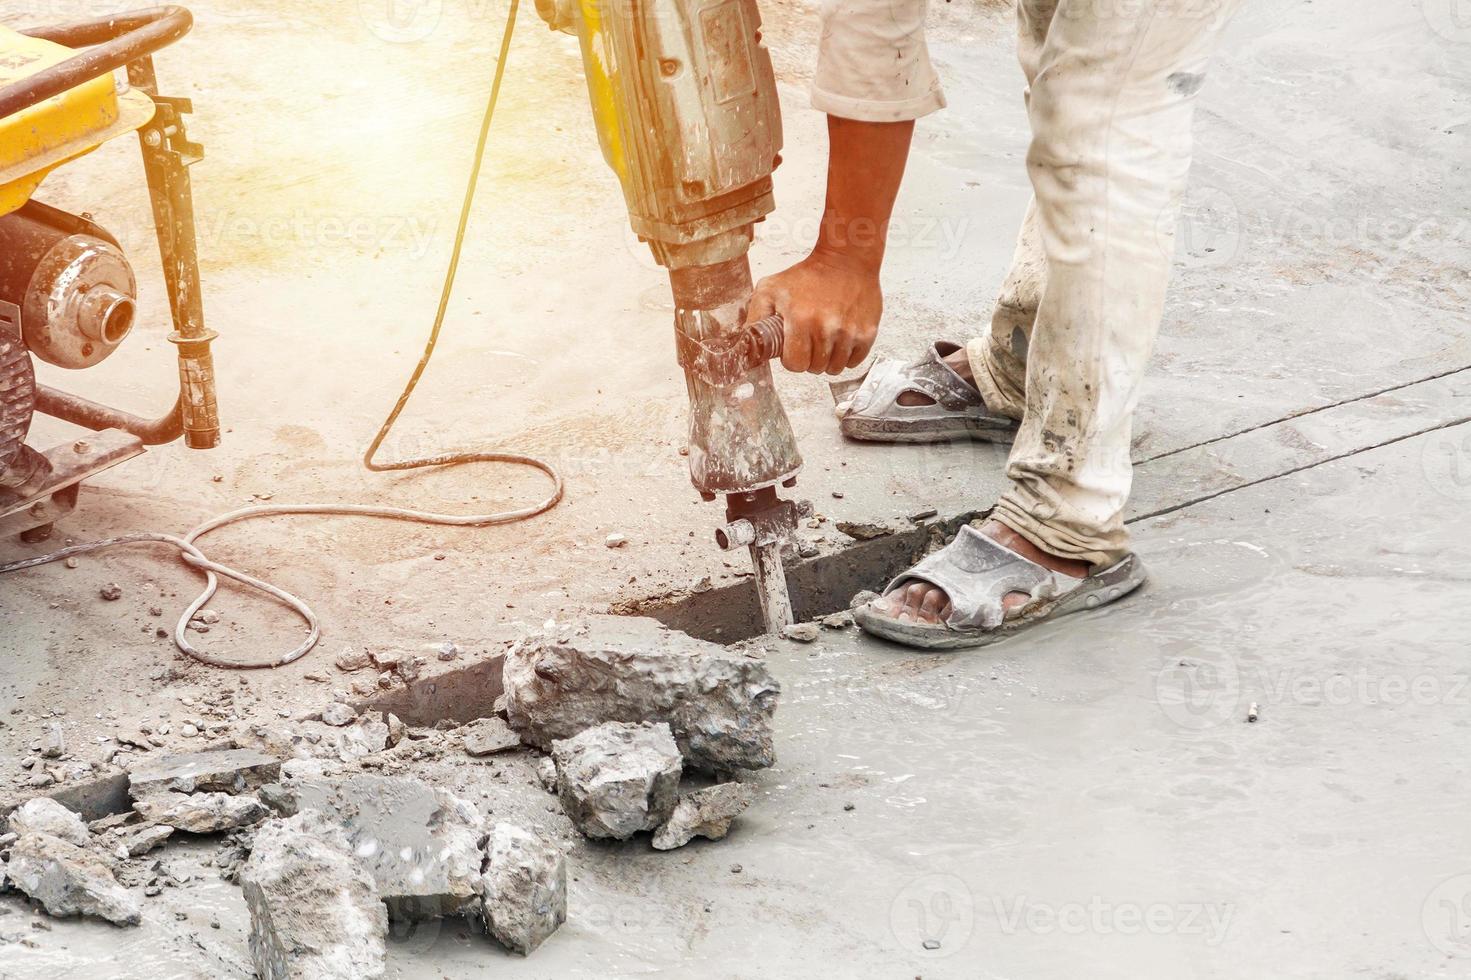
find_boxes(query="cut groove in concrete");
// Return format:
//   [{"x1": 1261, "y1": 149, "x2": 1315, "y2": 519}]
[{"x1": 612, "y1": 513, "x2": 981, "y2": 643}]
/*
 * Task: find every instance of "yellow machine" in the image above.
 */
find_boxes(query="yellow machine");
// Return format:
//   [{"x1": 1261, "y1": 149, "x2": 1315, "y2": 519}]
[{"x1": 0, "y1": 6, "x2": 217, "y2": 543}]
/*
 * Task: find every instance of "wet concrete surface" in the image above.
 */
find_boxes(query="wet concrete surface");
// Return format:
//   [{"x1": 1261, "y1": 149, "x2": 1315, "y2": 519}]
[
  {"x1": 3, "y1": 433, "x2": 1467, "y2": 977},
  {"x1": 0, "y1": 0, "x2": 1468, "y2": 974}
]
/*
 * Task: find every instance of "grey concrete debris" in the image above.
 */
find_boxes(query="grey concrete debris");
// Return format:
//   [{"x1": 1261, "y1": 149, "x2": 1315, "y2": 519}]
[
  {"x1": 242, "y1": 811, "x2": 388, "y2": 980},
  {"x1": 551, "y1": 722, "x2": 681, "y2": 840},
  {"x1": 8, "y1": 798, "x2": 89, "y2": 846},
  {"x1": 320, "y1": 703, "x2": 356, "y2": 727},
  {"x1": 780, "y1": 622, "x2": 820, "y2": 643},
  {"x1": 461, "y1": 717, "x2": 521, "y2": 757},
  {"x1": 7, "y1": 832, "x2": 142, "y2": 926},
  {"x1": 334, "y1": 718, "x2": 390, "y2": 762},
  {"x1": 504, "y1": 616, "x2": 780, "y2": 771},
  {"x1": 835, "y1": 520, "x2": 894, "y2": 541},
  {"x1": 41, "y1": 722, "x2": 65, "y2": 758},
  {"x1": 334, "y1": 648, "x2": 371, "y2": 672},
  {"x1": 477, "y1": 823, "x2": 567, "y2": 955},
  {"x1": 269, "y1": 773, "x2": 484, "y2": 920},
  {"x1": 652, "y1": 783, "x2": 754, "y2": 851},
  {"x1": 134, "y1": 792, "x2": 270, "y2": 833},
  {"x1": 536, "y1": 757, "x2": 558, "y2": 794},
  {"x1": 120, "y1": 824, "x2": 173, "y2": 857},
  {"x1": 128, "y1": 748, "x2": 282, "y2": 798},
  {"x1": 820, "y1": 611, "x2": 853, "y2": 629}
]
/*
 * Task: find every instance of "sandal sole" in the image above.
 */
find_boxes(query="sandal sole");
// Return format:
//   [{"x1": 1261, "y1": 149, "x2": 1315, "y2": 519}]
[{"x1": 852, "y1": 554, "x2": 1148, "y2": 651}]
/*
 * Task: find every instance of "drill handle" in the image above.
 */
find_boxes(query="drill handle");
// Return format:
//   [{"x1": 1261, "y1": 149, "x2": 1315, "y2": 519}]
[{"x1": 681, "y1": 313, "x2": 785, "y2": 387}]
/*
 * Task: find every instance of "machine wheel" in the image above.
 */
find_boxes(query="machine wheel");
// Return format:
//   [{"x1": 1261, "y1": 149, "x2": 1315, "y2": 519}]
[{"x1": 0, "y1": 328, "x2": 36, "y2": 478}]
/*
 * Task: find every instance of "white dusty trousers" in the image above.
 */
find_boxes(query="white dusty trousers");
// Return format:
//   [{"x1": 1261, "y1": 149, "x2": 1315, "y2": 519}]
[{"x1": 815, "y1": 0, "x2": 1243, "y2": 568}]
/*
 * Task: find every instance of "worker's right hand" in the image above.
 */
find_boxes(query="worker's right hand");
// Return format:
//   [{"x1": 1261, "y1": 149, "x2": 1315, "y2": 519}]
[{"x1": 747, "y1": 247, "x2": 882, "y2": 376}]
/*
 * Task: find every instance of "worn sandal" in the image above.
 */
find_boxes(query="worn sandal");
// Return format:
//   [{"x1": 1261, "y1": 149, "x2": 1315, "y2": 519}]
[
  {"x1": 852, "y1": 525, "x2": 1147, "y2": 650},
  {"x1": 835, "y1": 342, "x2": 1019, "y2": 444}
]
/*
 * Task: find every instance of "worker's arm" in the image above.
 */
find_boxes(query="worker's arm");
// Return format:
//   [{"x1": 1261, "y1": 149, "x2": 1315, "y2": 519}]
[
  {"x1": 747, "y1": 117, "x2": 914, "y2": 375},
  {"x1": 747, "y1": 0, "x2": 943, "y2": 375}
]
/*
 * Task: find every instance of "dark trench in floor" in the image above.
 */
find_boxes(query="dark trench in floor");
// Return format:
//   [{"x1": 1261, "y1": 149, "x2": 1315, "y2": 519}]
[{"x1": 610, "y1": 511, "x2": 982, "y2": 644}]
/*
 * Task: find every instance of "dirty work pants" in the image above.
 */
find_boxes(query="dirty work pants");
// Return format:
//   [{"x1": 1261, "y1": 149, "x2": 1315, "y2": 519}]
[{"x1": 814, "y1": 0, "x2": 1243, "y2": 567}]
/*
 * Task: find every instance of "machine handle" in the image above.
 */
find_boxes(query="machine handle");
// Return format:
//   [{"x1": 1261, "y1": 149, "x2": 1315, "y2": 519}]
[
  {"x1": 686, "y1": 313, "x2": 784, "y2": 387},
  {"x1": 3, "y1": 7, "x2": 194, "y2": 121}
]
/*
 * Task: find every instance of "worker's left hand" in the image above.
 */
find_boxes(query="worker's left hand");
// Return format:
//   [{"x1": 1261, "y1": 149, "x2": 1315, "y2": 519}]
[{"x1": 747, "y1": 248, "x2": 882, "y2": 375}]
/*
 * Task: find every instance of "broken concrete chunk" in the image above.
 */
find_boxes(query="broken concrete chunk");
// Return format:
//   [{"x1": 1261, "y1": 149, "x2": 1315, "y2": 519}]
[
  {"x1": 478, "y1": 823, "x2": 567, "y2": 955},
  {"x1": 334, "y1": 718, "x2": 389, "y2": 762},
  {"x1": 334, "y1": 648, "x2": 372, "y2": 672},
  {"x1": 120, "y1": 824, "x2": 174, "y2": 857},
  {"x1": 134, "y1": 792, "x2": 270, "y2": 833},
  {"x1": 128, "y1": 748, "x2": 282, "y2": 798},
  {"x1": 9, "y1": 798, "x2": 89, "y2": 846},
  {"x1": 551, "y1": 722, "x2": 681, "y2": 840},
  {"x1": 320, "y1": 703, "x2": 356, "y2": 727},
  {"x1": 504, "y1": 616, "x2": 780, "y2": 771},
  {"x1": 820, "y1": 611, "x2": 853, "y2": 629},
  {"x1": 242, "y1": 811, "x2": 387, "y2": 980},
  {"x1": 652, "y1": 783, "x2": 754, "y2": 851},
  {"x1": 835, "y1": 520, "x2": 894, "y2": 541},
  {"x1": 535, "y1": 758, "x2": 558, "y2": 794},
  {"x1": 8, "y1": 833, "x2": 141, "y2": 926},
  {"x1": 461, "y1": 717, "x2": 521, "y2": 757},
  {"x1": 270, "y1": 773, "x2": 484, "y2": 920},
  {"x1": 41, "y1": 723, "x2": 65, "y2": 758},
  {"x1": 780, "y1": 622, "x2": 820, "y2": 643}
]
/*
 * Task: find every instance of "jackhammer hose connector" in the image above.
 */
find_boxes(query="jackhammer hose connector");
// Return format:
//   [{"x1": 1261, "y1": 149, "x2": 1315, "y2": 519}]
[{"x1": 715, "y1": 518, "x2": 756, "y2": 551}]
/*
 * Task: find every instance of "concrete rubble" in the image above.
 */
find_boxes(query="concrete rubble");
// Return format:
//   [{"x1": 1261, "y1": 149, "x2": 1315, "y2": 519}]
[
  {"x1": 651, "y1": 783, "x2": 754, "y2": 851},
  {"x1": 333, "y1": 717, "x2": 390, "y2": 762},
  {"x1": 477, "y1": 823, "x2": 567, "y2": 955},
  {"x1": 264, "y1": 771, "x2": 484, "y2": 920},
  {"x1": 117, "y1": 824, "x2": 173, "y2": 857},
  {"x1": 134, "y1": 791, "x2": 270, "y2": 833},
  {"x1": 504, "y1": 615, "x2": 779, "y2": 771},
  {"x1": 6, "y1": 832, "x2": 142, "y2": 926},
  {"x1": 7, "y1": 797, "x2": 90, "y2": 846},
  {"x1": 241, "y1": 811, "x2": 388, "y2": 980},
  {"x1": 460, "y1": 717, "x2": 521, "y2": 757},
  {"x1": 551, "y1": 721, "x2": 682, "y2": 840},
  {"x1": 127, "y1": 748, "x2": 282, "y2": 797}
]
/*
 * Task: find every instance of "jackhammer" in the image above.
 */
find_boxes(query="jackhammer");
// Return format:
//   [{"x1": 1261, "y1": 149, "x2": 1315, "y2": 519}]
[{"x1": 538, "y1": 0, "x2": 807, "y2": 632}]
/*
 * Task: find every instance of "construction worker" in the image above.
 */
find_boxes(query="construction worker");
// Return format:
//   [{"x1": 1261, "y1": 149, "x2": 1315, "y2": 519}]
[{"x1": 746, "y1": 0, "x2": 1243, "y2": 648}]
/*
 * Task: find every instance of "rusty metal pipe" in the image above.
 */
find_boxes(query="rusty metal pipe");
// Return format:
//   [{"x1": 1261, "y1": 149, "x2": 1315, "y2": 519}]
[{"x1": 34, "y1": 384, "x2": 182, "y2": 445}]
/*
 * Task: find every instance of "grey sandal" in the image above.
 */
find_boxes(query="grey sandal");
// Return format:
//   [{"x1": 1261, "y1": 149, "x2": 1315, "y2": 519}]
[
  {"x1": 852, "y1": 525, "x2": 1147, "y2": 650},
  {"x1": 835, "y1": 342, "x2": 1019, "y2": 443}
]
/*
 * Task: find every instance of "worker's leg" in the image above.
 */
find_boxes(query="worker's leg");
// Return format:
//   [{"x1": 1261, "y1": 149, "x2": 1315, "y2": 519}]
[
  {"x1": 862, "y1": 0, "x2": 1244, "y2": 638},
  {"x1": 963, "y1": 0, "x2": 1055, "y2": 421},
  {"x1": 988, "y1": 0, "x2": 1244, "y2": 568}
]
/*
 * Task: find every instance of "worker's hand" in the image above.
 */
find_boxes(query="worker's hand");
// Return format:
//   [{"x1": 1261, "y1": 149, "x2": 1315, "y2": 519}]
[{"x1": 747, "y1": 248, "x2": 882, "y2": 376}]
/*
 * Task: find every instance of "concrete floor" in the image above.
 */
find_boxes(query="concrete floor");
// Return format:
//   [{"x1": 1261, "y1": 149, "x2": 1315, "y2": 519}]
[{"x1": 0, "y1": 0, "x2": 1469, "y2": 975}]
